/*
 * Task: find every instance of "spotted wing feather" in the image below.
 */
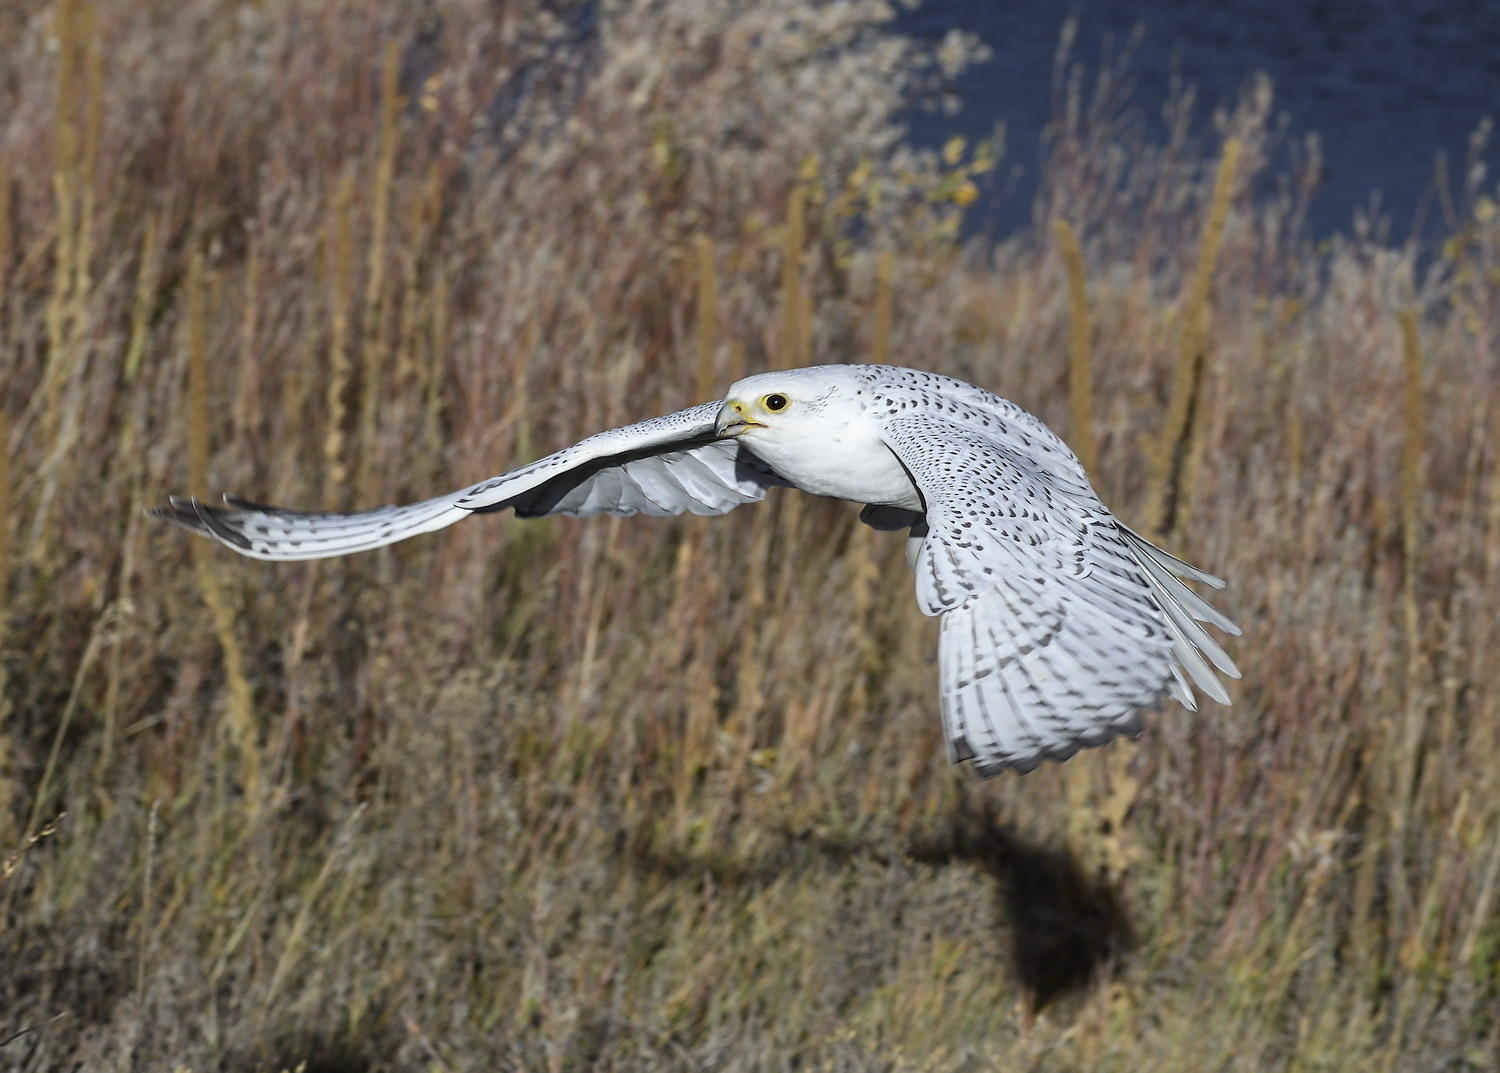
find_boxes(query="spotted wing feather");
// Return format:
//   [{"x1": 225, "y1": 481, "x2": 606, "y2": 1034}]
[
  {"x1": 153, "y1": 403, "x2": 787, "y2": 561},
  {"x1": 878, "y1": 410, "x2": 1238, "y2": 776}
]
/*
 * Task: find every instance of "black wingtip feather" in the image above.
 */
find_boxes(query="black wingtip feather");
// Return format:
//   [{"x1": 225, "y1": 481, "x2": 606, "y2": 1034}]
[
  {"x1": 191, "y1": 497, "x2": 254, "y2": 549},
  {"x1": 149, "y1": 495, "x2": 206, "y2": 533},
  {"x1": 149, "y1": 494, "x2": 254, "y2": 550}
]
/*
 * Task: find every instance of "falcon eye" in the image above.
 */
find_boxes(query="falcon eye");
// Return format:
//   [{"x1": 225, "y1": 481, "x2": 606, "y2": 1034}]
[{"x1": 761, "y1": 393, "x2": 790, "y2": 413}]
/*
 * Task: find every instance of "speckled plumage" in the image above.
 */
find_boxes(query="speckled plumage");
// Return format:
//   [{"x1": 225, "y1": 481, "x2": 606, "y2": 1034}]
[{"x1": 154, "y1": 363, "x2": 1239, "y2": 777}]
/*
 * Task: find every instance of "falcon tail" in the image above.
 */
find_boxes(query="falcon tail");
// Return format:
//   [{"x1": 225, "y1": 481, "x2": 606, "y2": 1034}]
[{"x1": 1118, "y1": 525, "x2": 1242, "y2": 709}]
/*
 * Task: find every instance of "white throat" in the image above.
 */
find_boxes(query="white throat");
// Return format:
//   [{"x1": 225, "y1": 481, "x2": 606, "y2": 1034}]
[{"x1": 737, "y1": 411, "x2": 922, "y2": 511}]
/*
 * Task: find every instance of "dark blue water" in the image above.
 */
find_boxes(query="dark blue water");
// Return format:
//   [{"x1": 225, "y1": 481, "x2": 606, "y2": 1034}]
[{"x1": 898, "y1": 0, "x2": 1500, "y2": 242}]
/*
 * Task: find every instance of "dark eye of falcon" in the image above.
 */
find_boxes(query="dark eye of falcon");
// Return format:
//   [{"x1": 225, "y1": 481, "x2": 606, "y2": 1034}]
[{"x1": 763, "y1": 393, "x2": 789, "y2": 413}]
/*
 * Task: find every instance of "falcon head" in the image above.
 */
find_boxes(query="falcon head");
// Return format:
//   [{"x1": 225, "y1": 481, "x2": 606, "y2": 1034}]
[{"x1": 714, "y1": 366, "x2": 860, "y2": 439}]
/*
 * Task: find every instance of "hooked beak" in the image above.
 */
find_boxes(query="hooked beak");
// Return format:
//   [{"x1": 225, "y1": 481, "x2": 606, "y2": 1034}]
[{"x1": 716, "y1": 399, "x2": 765, "y2": 437}]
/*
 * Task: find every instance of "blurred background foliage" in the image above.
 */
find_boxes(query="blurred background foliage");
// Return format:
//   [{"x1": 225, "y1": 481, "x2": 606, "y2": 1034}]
[{"x1": 0, "y1": 1, "x2": 1497, "y2": 1069}]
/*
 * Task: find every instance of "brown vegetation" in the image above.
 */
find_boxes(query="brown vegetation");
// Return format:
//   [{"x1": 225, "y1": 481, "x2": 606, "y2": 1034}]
[{"x1": 1, "y1": 1, "x2": 1497, "y2": 1069}]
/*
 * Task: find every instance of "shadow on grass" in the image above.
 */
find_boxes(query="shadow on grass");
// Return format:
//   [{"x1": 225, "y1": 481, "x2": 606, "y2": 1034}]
[
  {"x1": 224, "y1": 1035, "x2": 378, "y2": 1073},
  {"x1": 629, "y1": 796, "x2": 1133, "y2": 1016},
  {"x1": 908, "y1": 798, "x2": 1134, "y2": 1013}
]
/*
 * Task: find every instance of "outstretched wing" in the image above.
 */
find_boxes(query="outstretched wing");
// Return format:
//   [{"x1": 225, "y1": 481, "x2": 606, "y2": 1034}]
[
  {"x1": 152, "y1": 403, "x2": 788, "y2": 561},
  {"x1": 880, "y1": 413, "x2": 1239, "y2": 777}
]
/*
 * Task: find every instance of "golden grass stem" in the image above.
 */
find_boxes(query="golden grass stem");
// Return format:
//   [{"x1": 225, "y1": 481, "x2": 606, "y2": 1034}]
[
  {"x1": 323, "y1": 171, "x2": 355, "y2": 504},
  {"x1": 75, "y1": 12, "x2": 101, "y2": 321},
  {"x1": 0, "y1": 160, "x2": 11, "y2": 300},
  {"x1": 1397, "y1": 309, "x2": 1425, "y2": 650},
  {"x1": 1489, "y1": 426, "x2": 1500, "y2": 587},
  {"x1": 778, "y1": 183, "x2": 806, "y2": 369},
  {"x1": 98, "y1": 510, "x2": 140, "y2": 776},
  {"x1": 694, "y1": 233, "x2": 718, "y2": 400},
  {"x1": 425, "y1": 267, "x2": 450, "y2": 462},
  {"x1": 123, "y1": 212, "x2": 161, "y2": 384},
  {"x1": 0, "y1": 391, "x2": 10, "y2": 819},
  {"x1": 871, "y1": 249, "x2": 894, "y2": 364},
  {"x1": 185, "y1": 254, "x2": 210, "y2": 493},
  {"x1": 1053, "y1": 218, "x2": 1099, "y2": 474},
  {"x1": 30, "y1": 0, "x2": 92, "y2": 558},
  {"x1": 358, "y1": 41, "x2": 401, "y2": 501},
  {"x1": 233, "y1": 235, "x2": 261, "y2": 435},
  {"x1": 185, "y1": 253, "x2": 261, "y2": 807},
  {"x1": 1144, "y1": 136, "x2": 1241, "y2": 540},
  {"x1": 0, "y1": 394, "x2": 9, "y2": 629},
  {"x1": 15, "y1": 611, "x2": 108, "y2": 901},
  {"x1": 1390, "y1": 310, "x2": 1426, "y2": 851},
  {"x1": 101, "y1": 216, "x2": 162, "y2": 774},
  {"x1": 846, "y1": 523, "x2": 877, "y2": 717}
]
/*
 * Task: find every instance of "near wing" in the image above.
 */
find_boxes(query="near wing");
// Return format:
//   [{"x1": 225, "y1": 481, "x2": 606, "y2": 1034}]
[
  {"x1": 152, "y1": 403, "x2": 788, "y2": 561},
  {"x1": 881, "y1": 414, "x2": 1240, "y2": 776}
]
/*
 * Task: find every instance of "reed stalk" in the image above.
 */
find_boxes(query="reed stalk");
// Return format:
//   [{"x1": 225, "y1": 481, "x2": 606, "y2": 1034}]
[
  {"x1": 1143, "y1": 136, "x2": 1241, "y2": 540},
  {"x1": 31, "y1": 0, "x2": 92, "y2": 557},
  {"x1": 233, "y1": 235, "x2": 261, "y2": 437},
  {"x1": 185, "y1": 253, "x2": 261, "y2": 807},
  {"x1": 101, "y1": 219, "x2": 162, "y2": 774},
  {"x1": 0, "y1": 391, "x2": 9, "y2": 631},
  {"x1": 424, "y1": 266, "x2": 451, "y2": 466},
  {"x1": 871, "y1": 249, "x2": 894, "y2": 363},
  {"x1": 1390, "y1": 310, "x2": 1426, "y2": 857},
  {"x1": 1397, "y1": 311, "x2": 1425, "y2": 660},
  {"x1": 358, "y1": 41, "x2": 401, "y2": 502},
  {"x1": 1054, "y1": 217, "x2": 1099, "y2": 474},
  {"x1": 0, "y1": 160, "x2": 11, "y2": 301},
  {"x1": 123, "y1": 212, "x2": 161, "y2": 385},
  {"x1": 694, "y1": 233, "x2": 718, "y2": 400},
  {"x1": 0, "y1": 394, "x2": 10, "y2": 817},
  {"x1": 323, "y1": 171, "x2": 355, "y2": 505},
  {"x1": 778, "y1": 183, "x2": 806, "y2": 369}
]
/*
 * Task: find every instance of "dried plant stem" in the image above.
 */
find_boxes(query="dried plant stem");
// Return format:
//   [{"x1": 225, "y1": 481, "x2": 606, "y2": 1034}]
[
  {"x1": 233, "y1": 236, "x2": 261, "y2": 437},
  {"x1": 0, "y1": 160, "x2": 11, "y2": 300},
  {"x1": 324, "y1": 172, "x2": 355, "y2": 505},
  {"x1": 871, "y1": 249, "x2": 894, "y2": 363},
  {"x1": 424, "y1": 267, "x2": 451, "y2": 465},
  {"x1": 1398, "y1": 311, "x2": 1425, "y2": 663},
  {"x1": 185, "y1": 254, "x2": 261, "y2": 807},
  {"x1": 0, "y1": 160, "x2": 8, "y2": 826},
  {"x1": 358, "y1": 42, "x2": 401, "y2": 502},
  {"x1": 31, "y1": 0, "x2": 99, "y2": 557},
  {"x1": 694, "y1": 233, "x2": 718, "y2": 400},
  {"x1": 0, "y1": 395, "x2": 9, "y2": 628},
  {"x1": 1054, "y1": 218, "x2": 1098, "y2": 474},
  {"x1": 1391, "y1": 309, "x2": 1426, "y2": 845},
  {"x1": 778, "y1": 184, "x2": 808, "y2": 369},
  {"x1": 123, "y1": 212, "x2": 161, "y2": 384},
  {"x1": 846, "y1": 523, "x2": 878, "y2": 716},
  {"x1": 1488, "y1": 422, "x2": 1500, "y2": 586},
  {"x1": 1144, "y1": 136, "x2": 1241, "y2": 540},
  {"x1": 0, "y1": 394, "x2": 10, "y2": 800}
]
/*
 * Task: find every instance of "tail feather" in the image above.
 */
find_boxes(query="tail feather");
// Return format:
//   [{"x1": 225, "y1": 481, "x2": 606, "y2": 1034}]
[{"x1": 1120, "y1": 527, "x2": 1240, "y2": 709}]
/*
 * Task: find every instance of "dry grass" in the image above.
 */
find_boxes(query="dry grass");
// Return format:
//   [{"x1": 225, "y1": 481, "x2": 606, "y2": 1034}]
[{"x1": 2, "y1": 2, "x2": 1498, "y2": 1070}]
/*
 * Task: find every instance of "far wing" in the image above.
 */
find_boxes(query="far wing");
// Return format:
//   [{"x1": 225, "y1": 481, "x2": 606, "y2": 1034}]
[
  {"x1": 153, "y1": 403, "x2": 788, "y2": 561},
  {"x1": 880, "y1": 414, "x2": 1238, "y2": 776}
]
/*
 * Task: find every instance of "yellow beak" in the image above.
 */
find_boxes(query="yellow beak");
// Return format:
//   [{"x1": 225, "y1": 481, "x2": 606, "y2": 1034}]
[{"x1": 716, "y1": 399, "x2": 765, "y2": 437}]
